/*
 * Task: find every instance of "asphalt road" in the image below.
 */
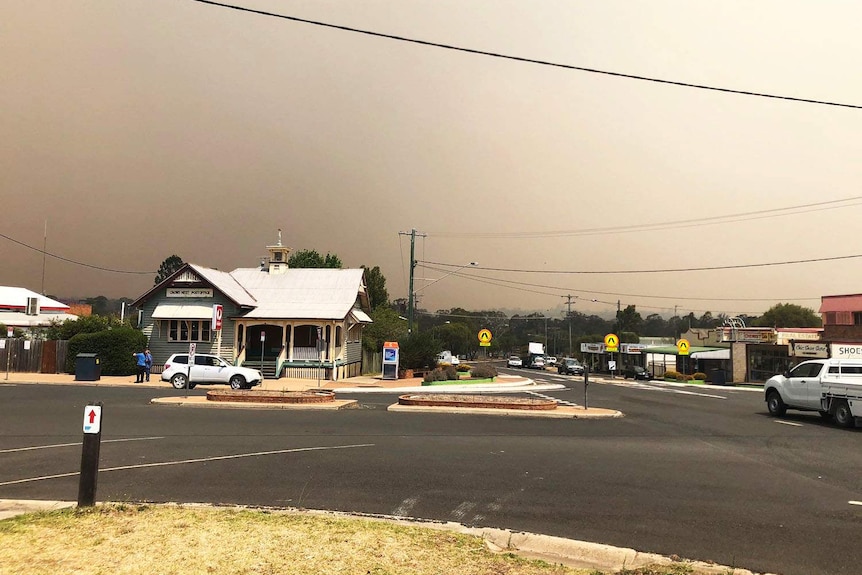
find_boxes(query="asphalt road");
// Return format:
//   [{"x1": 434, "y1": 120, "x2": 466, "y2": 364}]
[{"x1": 1, "y1": 372, "x2": 860, "y2": 575}]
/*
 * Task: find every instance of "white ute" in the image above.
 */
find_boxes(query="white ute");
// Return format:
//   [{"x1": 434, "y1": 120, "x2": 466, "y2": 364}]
[{"x1": 764, "y1": 359, "x2": 862, "y2": 428}]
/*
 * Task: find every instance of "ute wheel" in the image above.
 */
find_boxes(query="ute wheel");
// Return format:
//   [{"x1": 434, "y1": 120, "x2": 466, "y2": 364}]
[
  {"x1": 833, "y1": 400, "x2": 856, "y2": 428},
  {"x1": 170, "y1": 373, "x2": 188, "y2": 389},
  {"x1": 229, "y1": 375, "x2": 246, "y2": 390},
  {"x1": 766, "y1": 390, "x2": 787, "y2": 417}
]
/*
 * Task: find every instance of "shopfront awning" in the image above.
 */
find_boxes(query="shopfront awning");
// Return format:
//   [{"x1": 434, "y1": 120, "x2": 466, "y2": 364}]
[
  {"x1": 690, "y1": 349, "x2": 731, "y2": 360},
  {"x1": 641, "y1": 346, "x2": 726, "y2": 356},
  {"x1": 151, "y1": 304, "x2": 214, "y2": 320}
]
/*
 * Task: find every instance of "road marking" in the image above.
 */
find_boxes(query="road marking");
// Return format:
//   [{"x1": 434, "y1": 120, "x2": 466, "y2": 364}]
[
  {"x1": 0, "y1": 437, "x2": 165, "y2": 454},
  {"x1": 775, "y1": 420, "x2": 804, "y2": 427},
  {"x1": 527, "y1": 391, "x2": 579, "y2": 408},
  {"x1": 392, "y1": 497, "x2": 419, "y2": 517},
  {"x1": 611, "y1": 381, "x2": 727, "y2": 399},
  {"x1": 850, "y1": 501, "x2": 862, "y2": 506},
  {"x1": 0, "y1": 443, "x2": 374, "y2": 486}
]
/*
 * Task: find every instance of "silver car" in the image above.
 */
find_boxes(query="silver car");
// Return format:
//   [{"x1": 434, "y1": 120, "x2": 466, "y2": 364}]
[{"x1": 161, "y1": 353, "x2": 263, "y2": 390}]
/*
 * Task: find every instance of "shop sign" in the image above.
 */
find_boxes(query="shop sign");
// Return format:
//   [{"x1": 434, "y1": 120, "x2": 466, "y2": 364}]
[
  {"x1": 621, "y1": 343, "x2": 647, "y2": 354},
  {"x1": 580, "y1": 343, "x2": 605, "y2": 354},
  {"x1": 792, "y1": 342, "x2": 828, "y2": 358},
  {"x1": 167, "y1": 288, "x2": 213, "y2": 298},
  {"x1": 831, "y1": 343, "x2": 862, "y2": 360}
]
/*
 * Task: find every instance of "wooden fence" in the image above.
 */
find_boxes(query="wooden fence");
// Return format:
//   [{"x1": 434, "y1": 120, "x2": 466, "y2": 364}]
[{"x1": 0, "y1": 339, "x2": 69, "y2": 373}]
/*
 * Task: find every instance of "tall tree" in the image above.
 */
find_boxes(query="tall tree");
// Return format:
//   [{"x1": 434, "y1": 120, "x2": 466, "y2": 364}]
[
  {"x1": 616, "y1": 305, "x2": 643, "y2": 334},
  {"x1": 288, "y1": 249, "x2": 343, "y2": 269},
  {"x1": 752, "y1": 303, "x2": 822, "y2": 328},
  {"x1": 361, "y1": 265, "x2": 389, "y2": 310},
  {"x1": 154, "y1": 255, "x2": 185, "y2": 285},
  {"x1": 362, "y1": 307, "x2": 408, "y2": 352}
]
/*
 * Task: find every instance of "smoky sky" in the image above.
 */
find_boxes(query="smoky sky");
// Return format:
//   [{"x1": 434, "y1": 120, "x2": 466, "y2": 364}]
[{"x1": 3, "y1": 0, "x2": 861, "y2": 318}]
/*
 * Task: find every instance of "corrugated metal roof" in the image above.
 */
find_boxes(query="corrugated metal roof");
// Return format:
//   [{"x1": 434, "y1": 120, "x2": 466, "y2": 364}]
[
  {"x1": 190, "y1": 265, "x2": 257, "y2": 307},
  {"x1": 0, "y1": 286, "x2": 70, "y2": 311},
  {"x1": 350, "y1": 309, "x2": 373, "y2": 323},
  {"x1": 820, "y1": 294, "x2": 862, "y2": 313},
  {"x1": 230, "y1": 268, "x2": 366, "y2": 320}
]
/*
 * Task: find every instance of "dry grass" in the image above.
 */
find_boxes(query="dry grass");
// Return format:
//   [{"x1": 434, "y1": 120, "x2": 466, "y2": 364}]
[{"x1": 0, "y1": 504, "x2": 591, "y2": 575}]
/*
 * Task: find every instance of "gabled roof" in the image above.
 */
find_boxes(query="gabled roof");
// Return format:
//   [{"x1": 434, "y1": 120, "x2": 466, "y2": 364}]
[
  {"x1": 230, "y1": 268, "x2": 367, "y2": 320},
  {"x1": 0, "y1": 286, "x2": 70, "y2": 312},
  {"x1": 132, "y1": 264, "x2": 256, "y2": 308}
]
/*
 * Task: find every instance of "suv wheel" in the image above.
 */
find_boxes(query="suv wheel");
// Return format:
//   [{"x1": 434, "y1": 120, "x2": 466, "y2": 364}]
[
  {"x1": 229, "y1": 375, "x2": 246, "y2": 390},
  {"x1": 170, "y1": 373, "x2": 188, "y2": 389},
  {"x1": 766, "y1": 390, "x2": 787, "y2": 417}
]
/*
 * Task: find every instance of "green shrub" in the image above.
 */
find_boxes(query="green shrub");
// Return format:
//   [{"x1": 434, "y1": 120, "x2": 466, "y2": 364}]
[
  {"x1": 680, "y1": 373, "x2": 693, "y2": 381},
  {"x1": 456, "y1": 363, "x2": 471, "y2": 373},
  {"x1": 423, "y1": 366, "x2": 458, "y2": 383},
  {"x1": 399, "y1": 332, "x2": 441, "y2": 370},
  {"x1": 664, "y1": 370, "x2": 681, "y2": 380},
  {"x1": 470, "y1": 364, "x2": 498, "y2": 379},
  {"x1": 692, "y1": 372, "x2": 707, "y2": 380},
  {"x1": 65, "y1": 327, "x2": 148, "y2": 375}
]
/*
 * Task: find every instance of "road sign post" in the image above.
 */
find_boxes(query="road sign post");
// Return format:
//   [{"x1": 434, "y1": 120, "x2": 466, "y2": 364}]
[
  {"x1": 584, "y1": 365, "x2": 589, "y2": 410},
  {"x1": 78, "y1": 403, "x2": 103, "y2": 507},
  {"x1": 188, "y1": 342, "x2": 196, "y2": 391}
]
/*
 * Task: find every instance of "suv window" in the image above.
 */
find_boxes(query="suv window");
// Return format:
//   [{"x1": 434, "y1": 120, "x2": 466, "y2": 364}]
[
  {"x1": 172, "y1": 355, "x2": 188, "y2": 364},
  {"x1": 789, "y1": 363, "x2": 823, "y2": 378}
]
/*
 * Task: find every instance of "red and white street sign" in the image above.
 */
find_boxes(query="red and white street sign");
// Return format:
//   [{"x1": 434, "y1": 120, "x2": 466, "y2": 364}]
[
  {"x1": 83, "y1": 405, "x2": 102, "y2": 434},
  {"x1": 212, "y1": 304, "x2": 223, "y2": 331}
]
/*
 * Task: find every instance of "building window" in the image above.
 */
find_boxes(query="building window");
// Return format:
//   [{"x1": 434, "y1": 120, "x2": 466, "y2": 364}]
[
  {"x1": 825, "y1": 312, "x2": 837, "y2": 325},
  {"x1": 165, "y1": 320, "x2": 212, "y2": 342},
  {"x1": 854, "y1": 312, "x2": 862, "y2": 326}
]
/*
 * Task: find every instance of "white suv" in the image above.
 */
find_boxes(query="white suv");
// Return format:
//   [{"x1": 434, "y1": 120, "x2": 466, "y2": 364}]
[{"x1": 161, "y1": 353, "x2": 263, "y2": 390}]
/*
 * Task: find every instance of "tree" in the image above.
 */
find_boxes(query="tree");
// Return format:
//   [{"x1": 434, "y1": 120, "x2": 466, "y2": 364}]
[
  {"x1": 361, "y1": 265, "x2": 389, "y2": 310},
  {"x1": 752, "y1": 303, "x2": 822, "y2": 328},
  {"x1": 154, "y1": 255, "x2": 184, "y2": 285},
  {"x1": 362, "y1": 307, "x2": 408, "y2": 353},
  {"x1": 616, "y1": 305, "x2": 643, "y2": 334},
  {"x1": 288, "y1": 250, "x2": 342, "y2": 269}
]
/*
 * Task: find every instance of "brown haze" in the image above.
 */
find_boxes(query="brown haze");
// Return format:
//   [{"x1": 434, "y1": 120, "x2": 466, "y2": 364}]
[{"x1": 3, "y1": 1, "x2": 861, "y2": 318}]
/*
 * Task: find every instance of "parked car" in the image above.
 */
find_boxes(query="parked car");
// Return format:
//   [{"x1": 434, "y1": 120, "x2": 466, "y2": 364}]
[
  {"x1": 545, "y1": 356, "x2": 557, "y2": 367},
  {"x1": 436, "y1": 351, "x2": 460, "y2": 366},
  {"x1": 557, "y1": 358, "x2": 584, "y2": 376},
  {"x1": 622, "y1": 365, "x2": 651, "y2": 380},
  {"x1": 530, "y1": 356, "x2": 546, "y2": 370},
  {"x1": 162, "y1": 353, "x2": 263, "y2": 390},
  {"x1": 506, "y1": 356, "x2": 523, "y2": 368}
]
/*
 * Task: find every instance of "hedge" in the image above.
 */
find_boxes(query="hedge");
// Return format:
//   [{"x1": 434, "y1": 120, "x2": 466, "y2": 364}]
[{"x1": 66, "y1": 328, "x2": 148, "y2": 376}]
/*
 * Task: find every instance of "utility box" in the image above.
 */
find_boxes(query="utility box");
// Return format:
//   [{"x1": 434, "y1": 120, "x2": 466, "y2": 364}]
[
  {"x1": 382, "y1": 342, "x2": 399, "y2": 380},
  {"x1": 75, "y1": 353, "x2": 101, "y2": 381},
  {"x1": 710, "y1": 368, "x2": 727, "y2": 386}
]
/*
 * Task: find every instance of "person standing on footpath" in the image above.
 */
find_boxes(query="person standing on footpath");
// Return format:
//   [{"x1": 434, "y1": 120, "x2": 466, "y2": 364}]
[
  {"x1": 144, "y1": 348, "x2": 153, "y2": 382},
  {"x1": 133, "y1": 350, "x2": 147, "y2": 383}
]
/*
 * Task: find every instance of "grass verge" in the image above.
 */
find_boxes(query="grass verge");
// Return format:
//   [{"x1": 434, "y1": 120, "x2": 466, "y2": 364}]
[{"x1": 0, "y1": 504, "x2": 705, "y2": 575}]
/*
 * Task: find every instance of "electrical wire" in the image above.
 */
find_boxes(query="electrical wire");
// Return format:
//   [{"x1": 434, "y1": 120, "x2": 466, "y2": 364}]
[
  {"x1": 419, "y1": 252, "x2": 862, "y2": 275},
  {"x1": 190, "y1": 0, "x2": 862, "y2": 110},
  {"x1": 417, "y1": 263, "x2": 820, "y2": 302},
  {"x1": 0, "y1": 232, "x2": 155, "y2": 275},
  {"x1": 428, "y1": 196, "x2": 862, "y2": 239}
]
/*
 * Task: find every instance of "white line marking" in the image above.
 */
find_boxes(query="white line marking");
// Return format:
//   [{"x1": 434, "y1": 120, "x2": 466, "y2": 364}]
[
  {"x1": 0, "y1": 437, "x2": 165, "y2": 454},
  {"x1": 775, "y1": 420, "x2": 804, "y2": 427},
  {"x1": 0, "y1": 443, "x2": 374, "y2": 486},
  {"x1": 392, "y1": 497, "x2": 419, "y2": 517},
  {"x1": 850, "y1": 501, "x2": 862, "y2": 506}
]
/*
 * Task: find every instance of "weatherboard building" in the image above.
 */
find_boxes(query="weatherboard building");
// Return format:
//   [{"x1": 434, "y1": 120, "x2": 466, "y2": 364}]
[{"x1": 132, "y1": 237, "x2": 372, "y2": 381}]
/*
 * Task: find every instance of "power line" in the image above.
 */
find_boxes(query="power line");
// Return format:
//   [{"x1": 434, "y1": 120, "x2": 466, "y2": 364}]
[
  {"x1": 419, "y1": 252, "x2": 862, "y2": 275},
  {"x1": 417, "y1": 263, "x2": 819, "y2": 302},
  {"x1": 0, "y1": 232, "x2": 155, "y2": 275},
  {"x1": 429, "y1": 196, "x2": 862, "y2": 238},
  {"x1": 190, "y1": 0, "x2": 862, "y2": 110}
]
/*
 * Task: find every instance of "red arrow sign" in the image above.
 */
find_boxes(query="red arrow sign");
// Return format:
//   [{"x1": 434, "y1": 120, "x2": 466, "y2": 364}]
[{"x1": 88, "y1": 410, "x2": 97, "y2": 424}]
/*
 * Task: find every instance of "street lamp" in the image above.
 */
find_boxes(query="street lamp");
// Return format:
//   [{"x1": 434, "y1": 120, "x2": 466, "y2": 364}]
[{"x1": 408, "y1": 262, "x2": 477, "y2": 334}]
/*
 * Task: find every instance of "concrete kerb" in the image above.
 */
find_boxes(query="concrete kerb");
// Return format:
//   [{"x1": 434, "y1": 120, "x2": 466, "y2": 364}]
[
  {"x1": 0, "y1": 500, "x2": 773, "y2": 575},
  {"x1": 150, "y1": 395, "x2": 359, "y2": 410}
]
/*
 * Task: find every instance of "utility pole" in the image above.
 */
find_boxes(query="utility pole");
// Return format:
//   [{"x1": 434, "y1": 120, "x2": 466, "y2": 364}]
[
  {"x1": 399, "y1": 228, "x2": 426, "y2": 335},
  {"x1": 562, "y1": 294, "x2": 575, "y2": 356}
]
